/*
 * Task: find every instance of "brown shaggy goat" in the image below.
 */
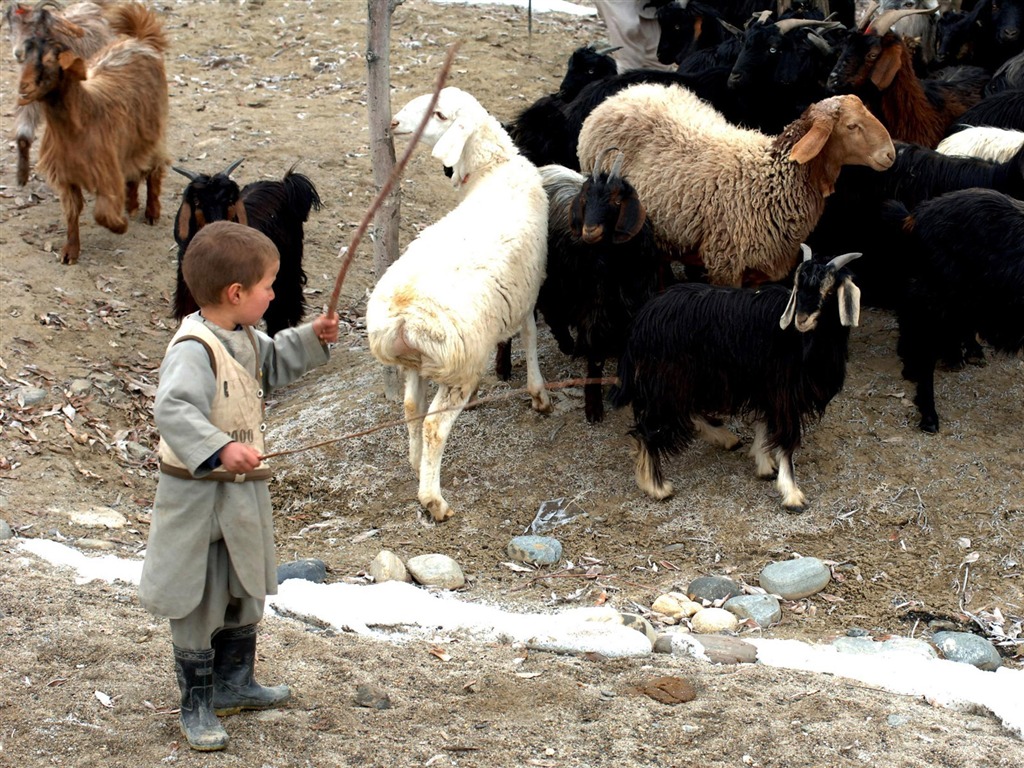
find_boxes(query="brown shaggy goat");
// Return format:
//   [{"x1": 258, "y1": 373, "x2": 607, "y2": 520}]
[{"x1": 16, "y1": 2, "x2": 169, "y2": 264}]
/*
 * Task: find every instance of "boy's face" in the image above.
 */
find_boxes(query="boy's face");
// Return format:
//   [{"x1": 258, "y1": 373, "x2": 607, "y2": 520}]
[{"x1": 234, "y1": 261, "x2": 279, "y2": 327}]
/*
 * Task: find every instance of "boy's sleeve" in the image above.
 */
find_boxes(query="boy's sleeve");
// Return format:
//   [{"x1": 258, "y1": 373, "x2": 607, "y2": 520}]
[
  {"x1": 259, "y1": 322, "x2": 330, "y2": 391},
  {"x1": 155, "y1": 340, "x2": 232, "y2": 475}
]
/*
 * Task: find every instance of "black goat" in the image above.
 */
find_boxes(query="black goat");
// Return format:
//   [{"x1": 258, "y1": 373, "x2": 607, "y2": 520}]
[
  {"x1": 611, "y1": 246, "x2": 863, "y2": 512},
  {"x1": 650, "y1": 0, "x2": 742, "y2": 68},
  {"x1": 985, "y1": 50, "x2": 1024, "y2": 92},
  {"x1": 535, "y1": 151, "x2": 668, "y2": 423},
  {"x1": 888, "y1": 188, "x2": 1024, "y2": 432},
  {"x1": 808, "y1": 139, "x2": 1024, "y2": 307},
  {"x1": 172, "y1": 160, "x2": 322, "y2": 336},
  {"x1": 505, "y1": 44, "x2": 619, "y2": 167},
  {"x1": 945, "y1": 88, "x2": 1024, "y2": 132}
]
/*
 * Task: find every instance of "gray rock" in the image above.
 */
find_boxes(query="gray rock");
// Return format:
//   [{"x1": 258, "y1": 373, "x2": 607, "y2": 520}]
[
  {"x1": 506, "y1": 535, "x2": 562, "y2": 566},
  {"x1": 846, "y1": 627, "x2": 871, "y2": 637},
  {"x1": 354, "y1": 683, "x2": 392, "y2": 709},
  {"x1": 76, "y1": 538, "x2": 116, "y2": 551},
  {"x1": 887, "y1": 714, "x2": 910, "y2": 728},
  {"x1": 931, "y1": 631, "x2": 1002, "y2": 671},
  {"x1": 14, "y1": 386, "x2": 47, "y2": 406},
  {"x1": 277, "y1": 558, "x2": 328, "y2": 584},
  {"x1": 124, "y1": 441, "x2": 151, "y2": 461},
  {"x1": 655, "y1": 631, "x2": 758, "y2": 664},
  {"x1": 68, "y1": 379, "x2": 92, "y2": 396},
  {"x1": 759, "y1": 557, "x2": 831, "y2": 600},
  {"x1": 723, "y1": 594, "x2": 782, "y2": 628},
  {"x1": 687, "y1": 575, "x2": 743, "y2": 604},
  {"x1": 0, "y1": 519, "x2": 12, "y2": 540},
  {"x1": 880, "y1": 637, "x2": 937, "y2": 659},
  {"x1": 369, "y1": 550, "x2": 411, "y2": 584},
  {"x1": 406, "y1": 553, "x2": 465, "y2": 589}
]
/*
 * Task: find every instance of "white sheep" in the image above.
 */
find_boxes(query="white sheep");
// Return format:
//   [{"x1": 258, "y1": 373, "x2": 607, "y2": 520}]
[
  {"x1": 367, "y1": 86, "x2": 552, "y2": 522},
  {"x1": 936, "y1": 126, "x2": 1024, "y2": 163},
  {"x1": 576, "y1": 83, "x2": 896, "y2": 287}
]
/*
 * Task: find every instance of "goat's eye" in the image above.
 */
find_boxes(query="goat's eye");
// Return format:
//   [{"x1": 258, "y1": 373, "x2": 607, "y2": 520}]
[
  {"x1": 587, "y1": 67, "x2": 594, "y2": 74},
  {"x1": 769, "y1": 47, "x2": 777, "y2": 54}
]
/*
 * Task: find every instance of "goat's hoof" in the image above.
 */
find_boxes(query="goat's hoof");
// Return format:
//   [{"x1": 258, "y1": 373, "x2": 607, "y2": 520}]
[
  {"x1": 60, "y1": 249, "x2": 79, "y2": 265},
  {"x1": 782, "y1": 500, "x2": 807, "y2": 514},
  {"x1": 918, "y1": 416, "x2": 939, "y2": 433},
  {"x1": 756, "y1": 469, "x2": 778, "y2": 481},
  {"x1": 639, "y1": 480, "x2": 674, "y2": 501},
  {"x1": 584, "y1": 408, "x2": 604, "y2": 424},
  {"x1": 532, "y1": 396, "x2": 553, "y2": 415},
  {"x1": 16, "y1": 166, "x2": 28, "y2": 187}
]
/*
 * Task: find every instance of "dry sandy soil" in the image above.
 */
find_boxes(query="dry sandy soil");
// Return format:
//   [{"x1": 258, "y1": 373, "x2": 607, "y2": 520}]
[{"x1": 1, "y1": 1, "x2": 1022, "y2": 766}]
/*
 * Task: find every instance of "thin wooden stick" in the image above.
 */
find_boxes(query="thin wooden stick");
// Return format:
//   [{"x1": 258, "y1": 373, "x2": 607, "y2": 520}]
[
  {"x1": 327, "y1": 42, "x2": 462, "y2": 317},
  {"x1": 260, "y1": 377, "x2": 620, "y2": 459}
]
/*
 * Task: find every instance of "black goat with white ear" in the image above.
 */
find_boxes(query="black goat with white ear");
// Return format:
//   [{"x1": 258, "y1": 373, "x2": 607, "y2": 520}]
[
  {"x1": 612, "y1": 246, "x2": 861, "y2": 512},
  {"x1": 171, "y1": 160, "x2": 322, "y2": 337},
  {"x1": 533, "y1": 149, "x2": 668, "y2": 423}
]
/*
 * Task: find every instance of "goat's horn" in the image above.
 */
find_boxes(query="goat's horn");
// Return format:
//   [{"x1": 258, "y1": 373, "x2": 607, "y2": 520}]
[
  {"x1": 867, "y1": 7, "x2": 934, "y2": 37},
  {"x1": 775, "y1": 18, "x2": 844, "y2": 35},
  {"x1": 858, "y1": 1, "x2": 880, "y2": 32},
  {"x1": 609, "y1": 150, "x2": 626, "y2": 179},
  {"x1": 33, "y1": 0, "x2": 64, "y2": 11},
  {"x1": 222, "y1": 158, "x2": 245, "y2": 177},
  {"x1": 596, "y1": 45, "x2": 621, "y2": 55},
  {"x1": 807, "y1": 31, "x2": 833, "y2": 55},
  {"x1": 827, "y1": 251, "x2": 862, "y2": 270},
  {"x1": 719, "y1": 19, "x2": 743, "y2": 36},
  {"x1": 800, "y1": 243, "x2": 813, "y2": 263},
  {"x1": 750, "y1": 9, "x2": 774, "y2": 27},
  {"x1": 592, "y1": 147, "x2": 615, "y2": 179},
  {"x1": 171, "y1": 166, "x2": 200, "y2": 181}
]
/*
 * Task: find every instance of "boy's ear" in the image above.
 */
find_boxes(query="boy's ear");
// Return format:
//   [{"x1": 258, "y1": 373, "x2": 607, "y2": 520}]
[{"x1": 224, "y1": 282, "x2": 243, "y2": 305}]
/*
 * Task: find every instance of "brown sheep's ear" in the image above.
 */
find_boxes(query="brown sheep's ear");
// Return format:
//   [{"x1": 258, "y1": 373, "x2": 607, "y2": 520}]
[
  {"x1": 789, "y1": 116, "x2": 835, "y2": 164},
  {"x1": 176, "y1": 202, "x2": 193, "y2": 243},
  {"x1": 870, "y1": 45, "x2": 902, "y2": 90},
  {"x1": 613, "y1": 195, "x2": 646, "y2": 244},
  {"x1": 569, "y1": 188, "x2": 586, "y2": 238}
]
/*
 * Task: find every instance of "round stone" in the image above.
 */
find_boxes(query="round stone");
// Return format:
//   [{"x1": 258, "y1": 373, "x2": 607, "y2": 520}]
[
  {"x1": 369, "y1": 549, "x2": 411, "y2": 584},
  {"x1": 277, "y1": 558, "x2": 328, "y2": 584},
  {"x1": 931, "y1": 631, "x2": 1002, "y2": 671},
  {"x1": 690, "y1": 607, "x2": 739, "y2": 634},
  {"x1": 406, "y1": 553, "x2": 465, "y2": 589},
  {"x1": 506, "y1": 535, "x2": 562, "y2": 565},
  {"x1": 759, "y1": 557, "x2": 831, "y2": 600},
  {"x1": 687, "y1": 575, "x2": 743, "y2": 604},
  {"x1": 723, "y1": 594, "x2": 782, "y2": 628}
]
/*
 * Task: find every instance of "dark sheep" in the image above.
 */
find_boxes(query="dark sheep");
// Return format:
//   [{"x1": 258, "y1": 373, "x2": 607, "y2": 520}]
[{"x1": 171, "y1": 161, "x2": 322, "y2": 337}]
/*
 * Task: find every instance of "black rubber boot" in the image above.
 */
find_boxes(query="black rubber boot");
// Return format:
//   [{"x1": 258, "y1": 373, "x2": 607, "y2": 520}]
[
  {"x1": 212, "y1": 624, "x2": 291, "y2": 716},
  {"x1": 174, "y1": 646, "x2": 229, "y2": 751}
]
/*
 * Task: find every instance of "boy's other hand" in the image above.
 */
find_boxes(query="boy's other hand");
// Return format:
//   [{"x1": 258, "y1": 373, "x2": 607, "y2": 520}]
[{"x1": 219, "y1": 441, "x2": 262, "y2": 473}]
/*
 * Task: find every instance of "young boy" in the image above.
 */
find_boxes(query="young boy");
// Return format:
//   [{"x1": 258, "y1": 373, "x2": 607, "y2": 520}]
[{"x1": 139, "y1": 221, "x2": 339, "y2": 751}]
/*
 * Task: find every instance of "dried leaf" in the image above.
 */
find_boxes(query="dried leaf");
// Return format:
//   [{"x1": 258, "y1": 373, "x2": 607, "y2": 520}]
[
  {"x1": 95, "y1": 690, "x2": 114, "y2": 708},
  {"x1": 429, "y1": 647, "x2": 452, "y2": 662}
]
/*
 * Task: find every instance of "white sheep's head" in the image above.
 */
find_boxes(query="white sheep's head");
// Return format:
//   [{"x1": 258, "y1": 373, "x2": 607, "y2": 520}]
[{"x1": 391, "y1": 86, "x2": 488, "y2": 162}]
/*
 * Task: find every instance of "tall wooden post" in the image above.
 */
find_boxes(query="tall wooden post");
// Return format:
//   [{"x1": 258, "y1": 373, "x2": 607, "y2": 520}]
[{"x1": 367, "y1": 0, "x2": 403, "y2": 399}]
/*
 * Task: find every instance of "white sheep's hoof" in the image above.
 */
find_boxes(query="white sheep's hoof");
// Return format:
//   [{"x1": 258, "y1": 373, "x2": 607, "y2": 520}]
[
  {"x1": 423, "y1": 497, "x2": 454, "y2": 522},
  {"x1": 531, "y1": 391, "x2": 553, "y2": 414}
]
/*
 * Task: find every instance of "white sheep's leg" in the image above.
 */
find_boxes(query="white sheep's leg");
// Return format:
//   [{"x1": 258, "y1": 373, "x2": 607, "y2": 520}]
[
  {"x1": 750, "y1": 421, "x2": 777, "y2": 479},
  {"x1": 634, "y1": 438, "x2": 673, "y2": 500},
  {"x1": 520, "y1": 310, "x2": 552, "y2": 414},
  {"x1": 418, "y1": 383, "x2": 473, "y2": 522},
  {"x1": 403, "y1": 368, "x2": 428, "y2": 476},
  {"x1": 775, "y1": 448, "x2": 807, "y2": 513},
  {"x1": 693, "y1": 416, "x2": 740, "y2": 451}
]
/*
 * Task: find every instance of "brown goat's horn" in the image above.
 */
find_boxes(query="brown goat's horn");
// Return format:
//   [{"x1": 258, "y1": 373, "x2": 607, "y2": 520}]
[
  {"x1": 867, "y1": 7, "x2": 934, "y2": 37},
  {"x1": 775, "y1": 18, "x2": 844, "y2": 35},
  {"x1": 171, "y1": 166, "x2": 200, "y2": 181},
  {"x1": 222, "y1": 158, "x2": 245, "y2": 176},
  {"x1": 858, "y1": 1, "x2": 880, "y2": 31},
  {"x1": 827, "y1": 251, "x2": 862, "y2": 270}
]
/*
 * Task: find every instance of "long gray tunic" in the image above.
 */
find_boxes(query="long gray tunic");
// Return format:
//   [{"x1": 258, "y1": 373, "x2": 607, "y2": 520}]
[{"x1": 139, "y1": 316, "x2": 329, "y2": 619}]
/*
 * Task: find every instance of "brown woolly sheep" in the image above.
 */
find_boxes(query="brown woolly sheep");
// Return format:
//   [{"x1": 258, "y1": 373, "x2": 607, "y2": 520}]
[
  {"x1": 3, "y1": 0, "x2": 115, "y2": 187},
  {"x1": 576, "y1": 83, "x2": 895, "y2": 287},
  {"x1": 16, "y1": 1, "x2": 168, "y2": 264}
]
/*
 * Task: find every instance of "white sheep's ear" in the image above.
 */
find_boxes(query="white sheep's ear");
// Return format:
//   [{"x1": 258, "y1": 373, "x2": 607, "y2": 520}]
[
  {"x1": 431, "y1": 114, "x2": 475, "y2": 169},
  {"x1": 780, "y1": 281, "x2": 799, "y2": 330},
  {"x1": 838, "y1": 277, "x2": 861, "y2": 327}
]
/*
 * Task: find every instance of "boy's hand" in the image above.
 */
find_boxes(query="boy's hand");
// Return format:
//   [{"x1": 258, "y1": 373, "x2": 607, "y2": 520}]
[
  {"x1": 313, "y1": 312, "x2": 340, "y2": 344},
  {"x1": 219, "y1": 441, "x2": 262, "y2": 473}
]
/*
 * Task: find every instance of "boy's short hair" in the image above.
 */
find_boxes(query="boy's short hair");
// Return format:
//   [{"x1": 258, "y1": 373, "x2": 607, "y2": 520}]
[{"x1": 183, "y1": 221, "x2": 280, "y2": 308}]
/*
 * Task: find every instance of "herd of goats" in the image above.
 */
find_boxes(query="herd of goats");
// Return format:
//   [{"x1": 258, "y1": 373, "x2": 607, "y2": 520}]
[{"x1": 4, "y1": 0, "x2": 1023, "y2": 521}]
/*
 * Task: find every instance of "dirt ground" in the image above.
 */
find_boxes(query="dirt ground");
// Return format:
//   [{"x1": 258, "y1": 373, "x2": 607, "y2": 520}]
[{"x1": 1, "y1": 1, "x2": 1023, "y2": 766}]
